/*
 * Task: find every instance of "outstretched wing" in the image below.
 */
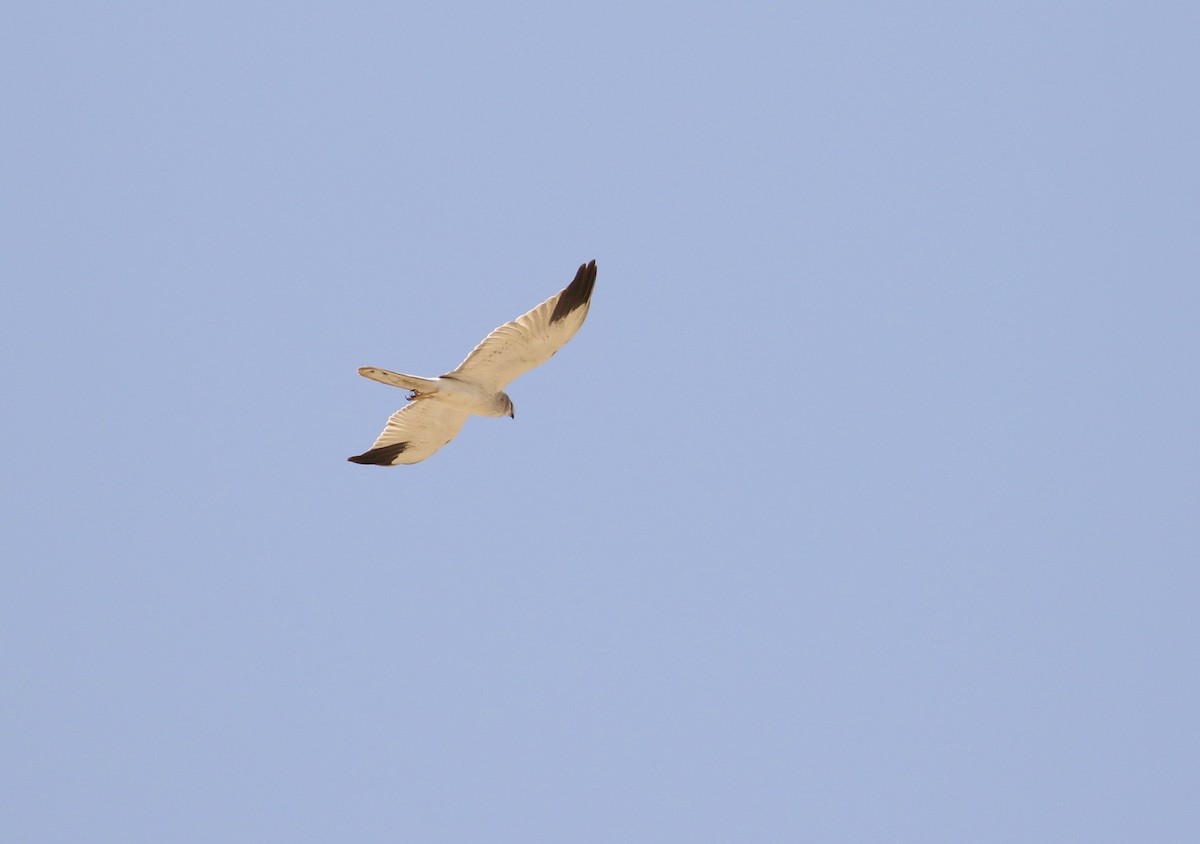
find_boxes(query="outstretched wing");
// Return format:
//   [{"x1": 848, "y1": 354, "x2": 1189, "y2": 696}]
[
  {"x1": 348, "y1": 400, "x2": 470, "y2": 466},
  {"x1": 448, "y1": 260, "x2": 596, "y2": 393}
]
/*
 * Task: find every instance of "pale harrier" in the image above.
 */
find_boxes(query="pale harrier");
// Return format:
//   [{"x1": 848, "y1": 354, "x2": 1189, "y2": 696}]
[{"x1": 348, "y1": 260, "x2": 597, "y2": 465}]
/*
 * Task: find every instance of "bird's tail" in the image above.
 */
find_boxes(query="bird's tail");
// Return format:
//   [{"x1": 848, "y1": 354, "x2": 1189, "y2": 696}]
[{"x1": 357, "y1": 367, "x2": 440, "y2": 393}]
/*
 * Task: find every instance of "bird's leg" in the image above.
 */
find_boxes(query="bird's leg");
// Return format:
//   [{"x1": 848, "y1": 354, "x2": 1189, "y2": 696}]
[{"x1": 408, "y1": 390, "x2": 428, "y2": 401}]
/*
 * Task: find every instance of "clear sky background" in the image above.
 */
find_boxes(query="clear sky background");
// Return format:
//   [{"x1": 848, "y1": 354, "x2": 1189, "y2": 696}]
[{"x1": 3, "y1": 2, "x2": 1197, "y2": 841}]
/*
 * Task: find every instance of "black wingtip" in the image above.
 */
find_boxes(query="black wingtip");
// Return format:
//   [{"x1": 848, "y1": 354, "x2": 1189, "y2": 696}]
[
  {"x1": 550, "y1": 259, "x2": 597, "y2": 324},
  {"x1": 348, "y1": 442, "x2": 410, "y2": 465}
]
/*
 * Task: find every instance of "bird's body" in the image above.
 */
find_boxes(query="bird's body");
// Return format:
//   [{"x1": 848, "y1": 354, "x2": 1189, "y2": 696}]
[
  {"x1": 357, "y1": 369, "x2": 514, "y2": 417},
  {"x1": 349, "y1": 260, "x2": 597, "y2": 466}
]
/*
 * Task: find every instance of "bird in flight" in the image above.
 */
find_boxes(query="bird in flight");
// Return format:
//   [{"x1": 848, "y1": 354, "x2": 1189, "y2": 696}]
[{"x1": 348, "y1": 260, "x2": 597, "y2": 466}]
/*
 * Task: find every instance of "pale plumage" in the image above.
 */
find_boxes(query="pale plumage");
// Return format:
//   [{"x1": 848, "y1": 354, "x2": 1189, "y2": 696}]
[{"x1": 349, "y1": 260, "x2": 596, "y2": 466}]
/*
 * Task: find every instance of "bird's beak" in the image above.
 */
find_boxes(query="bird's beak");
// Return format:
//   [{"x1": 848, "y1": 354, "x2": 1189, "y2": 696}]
[{"x1": 509, "y1": 409, "x2": 515, "y2": 419}]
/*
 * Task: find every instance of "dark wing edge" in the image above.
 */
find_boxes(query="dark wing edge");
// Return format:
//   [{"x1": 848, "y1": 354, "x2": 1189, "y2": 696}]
[
  {"x1": 549, "y1": 260, "x2": 597, "y2": 324},
  {"x1": 348, "y1": 441, "x2": 410, "y2": 465}
]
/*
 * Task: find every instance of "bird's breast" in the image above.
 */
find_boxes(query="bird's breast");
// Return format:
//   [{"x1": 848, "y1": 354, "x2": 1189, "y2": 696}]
[{"x1": 434, "y1": 376, "x2": 501, "y2": 416}]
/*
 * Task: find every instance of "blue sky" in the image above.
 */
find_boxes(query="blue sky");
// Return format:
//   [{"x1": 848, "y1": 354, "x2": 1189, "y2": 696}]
[{"x1": 3, "y1": 2, "x2": 1198, "y2": 841}]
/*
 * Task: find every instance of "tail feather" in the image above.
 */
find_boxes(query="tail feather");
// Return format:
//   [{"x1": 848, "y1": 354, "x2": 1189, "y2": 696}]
[{"x1": 358, "y1": 367, "x2": 440, "y2": 392}]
